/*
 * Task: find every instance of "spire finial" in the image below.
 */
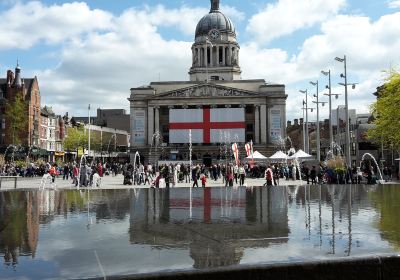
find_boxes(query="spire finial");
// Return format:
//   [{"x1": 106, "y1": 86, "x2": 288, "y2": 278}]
[{"x1": 210, "y1": 0, "x2": 220, "y2": 12}]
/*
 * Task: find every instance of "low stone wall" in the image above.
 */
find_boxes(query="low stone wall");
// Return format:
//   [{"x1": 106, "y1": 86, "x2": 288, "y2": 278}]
[{"x1": 106, "y1": 255, "x2": 400, "y2": 280}]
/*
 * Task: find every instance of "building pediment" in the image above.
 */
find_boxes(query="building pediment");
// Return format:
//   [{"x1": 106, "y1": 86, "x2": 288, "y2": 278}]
[{"x1": 157, "y1": 84, "x2": 260, "y2": 99}]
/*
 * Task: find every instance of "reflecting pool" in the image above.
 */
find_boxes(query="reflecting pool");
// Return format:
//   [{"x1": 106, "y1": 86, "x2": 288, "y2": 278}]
[{"x1": 0, "y1": 185, "x2": 400, "y2": 279}]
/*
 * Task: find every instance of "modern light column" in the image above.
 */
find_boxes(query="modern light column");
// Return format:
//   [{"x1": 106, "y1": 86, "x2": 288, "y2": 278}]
[
  {"x1": 88, "y1": 104, "x2": 91, "y2": 157},
  {"x1": 302, "y1": 106, "x2": 306, "y2": 151},
  {"x1": 300, "y1": 90, "x2": 310, "y2": 154},
  {"x1": 310, "y1": 80, "x2": 326, "y2": 162},
  {"x1": 322, "y1": 70, "x2": 336, "y2": 150},
  {"x1": 254, "y1": 105, "x2": 260, "y2": 144},
  {"x1": 335, "y1": 56, "x2": 357, "y2": 167}
]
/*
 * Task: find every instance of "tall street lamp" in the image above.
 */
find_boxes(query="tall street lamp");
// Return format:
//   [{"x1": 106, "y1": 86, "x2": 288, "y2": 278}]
[
  {"x1": 310, "y1": 81, "x2": 326, "y2": 162},
  {"x1": 335, "y1": 56, "x2": 357, "y2": 167},
  {"x1": 299, "y1": 89, "x2": 313, "y2": 154},
  {"x1": 321, "y1": 70, "x2": 340, "y2": 151},
  {"x1": 88, "y1": 104, "x2": 91, "y2": 158}
]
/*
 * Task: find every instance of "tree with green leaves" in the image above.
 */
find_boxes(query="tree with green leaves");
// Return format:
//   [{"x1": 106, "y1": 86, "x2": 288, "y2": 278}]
[
  {"x1": 63, "y1": 126, "x2": 103, "y2": 155},
  {"x1": 5, "y1": 91, "x2": 28, "y2": 145},
  {"x1": 367, "y1": 70, "x2": 400, "y2": 152},
  {"x1": 63, "y1": 126, "x2": 88, "y2": 153}
]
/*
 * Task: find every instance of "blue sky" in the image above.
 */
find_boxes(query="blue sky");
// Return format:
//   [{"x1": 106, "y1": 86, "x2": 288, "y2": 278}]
[{"x1": 0, "y1": 0, "x2": 399, "y2": 121}]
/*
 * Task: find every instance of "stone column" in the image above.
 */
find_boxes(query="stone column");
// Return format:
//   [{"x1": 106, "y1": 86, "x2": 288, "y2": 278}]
[
  {"x1": 204, "y1": 47, "x2": 207, "y2": 67},
  {"x1": 147, "y1": 106, "x2": 154, "y2": 145},
  {"x1": 216, "y1": 46, "x2": 219, "y2": 66},
  {"x1": 210, "y1": 46, "x2": 213, "y2": 67},
  {"x1": 228, "y1": 46, "x2": 232, "y2": 66},
  {"x1": 197, "y1": 48, "x2": 201, "y2": 67},
  {"x1": 154, "y1": 106, "x2": 160, "y2": 134},
  {"x1": 260, "y1": 104, "x2": 267, "y2": 144},
  {"x1": 222, "y1": 47, "x2": 226, "y2": 66},
  {"x1": 254, "y1": 105, "x2": 260, "y2": 144}
]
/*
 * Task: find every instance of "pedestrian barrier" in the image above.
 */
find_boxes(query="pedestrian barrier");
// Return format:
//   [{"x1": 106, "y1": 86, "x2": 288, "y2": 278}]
[{"x1": 0, "y1": 176, "x2": 18, "y2": 189}]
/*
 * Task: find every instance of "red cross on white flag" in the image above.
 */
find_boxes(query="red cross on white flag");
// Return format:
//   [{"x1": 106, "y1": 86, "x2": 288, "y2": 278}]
[
  {"x1": 245, "y1": 143, "x2": 251, "y2": 157},
  {"x1": 169, "y1": 108, "x2": 245, "y2": 144},
  {"x1": 232, "y1": 143, "x2": 239, "y2": 165}
]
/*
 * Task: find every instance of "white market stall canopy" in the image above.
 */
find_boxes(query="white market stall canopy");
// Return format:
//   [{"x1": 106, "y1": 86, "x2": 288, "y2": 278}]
[
  {"x1": 290, "y1": 149, "x2": 313, "y2": 160},
  {"x1": 246, "y1": 151, "x2": 268, "y2": 160},
  {"x1": 269, "y1": 151, "x2": 289, "y2": 160}
]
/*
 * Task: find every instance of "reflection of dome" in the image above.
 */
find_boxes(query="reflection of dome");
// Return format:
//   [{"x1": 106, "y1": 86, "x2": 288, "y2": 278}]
[
  {"x1": 190, "y1": 241, "x2": 243, "y2": 269},
  {"x1": 195, "y1": 0, "x2": 235, "y2": 38}
]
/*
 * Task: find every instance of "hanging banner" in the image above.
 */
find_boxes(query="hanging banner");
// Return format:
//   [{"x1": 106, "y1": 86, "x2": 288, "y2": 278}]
[
  {"x1": 133, "y1": 110, "x2": 146, "y2": 144},
  {"x1": 270, "y1": 108, "x2": 282, "y2": 142}
]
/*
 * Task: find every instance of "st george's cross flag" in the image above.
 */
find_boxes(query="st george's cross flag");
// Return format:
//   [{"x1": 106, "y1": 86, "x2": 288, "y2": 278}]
[
  {"x1": 169, "y1": 108, "x2": 245, "y2": 144},
  {"x1": 232, "y1": 143, "x2": 239, "y2": 165},
  {"x1": 245, "y1": 141, "x2": 253, "y2": 157}
]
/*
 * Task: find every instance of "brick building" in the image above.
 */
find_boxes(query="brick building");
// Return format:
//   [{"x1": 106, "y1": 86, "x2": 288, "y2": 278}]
[{"x1": 0, "y1": 63, "x2": 41, "y2": 148}]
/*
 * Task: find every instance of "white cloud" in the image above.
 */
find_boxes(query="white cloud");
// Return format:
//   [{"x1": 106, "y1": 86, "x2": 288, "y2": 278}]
[
  {"x1": 0, "y1": 1, "x2": 113, "y2": 49},
  {"x1": 242, "y1": 12, "x2": 400, "y2": 120},
  {"x1": 246, "y1": 0, "x2": 346, "y2": 44},
  {"x1": 388, "y1": 0, "x2": 400, "y2": 8},
  {"x1": 220, "y1": 4, "x2": 246, "y2": 21},
  {"x1": 2, "y1": 1, "x2": 399, "y2": 123},
  {"x1": 38, "y1": 7, "x2": 192, "y2": 115}
]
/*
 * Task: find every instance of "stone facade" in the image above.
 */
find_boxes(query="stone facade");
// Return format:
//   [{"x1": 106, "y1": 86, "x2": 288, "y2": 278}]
[
  {"x1": 0, "y1": 64, "x2": 41, "y2": 148},
  {"x1": 128, "y1": 0, "x2": 287, "y2": 164}
]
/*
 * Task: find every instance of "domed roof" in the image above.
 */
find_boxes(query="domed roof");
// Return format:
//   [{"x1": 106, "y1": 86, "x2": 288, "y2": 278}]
[{"x1": 195, "y1": 1, "x2": 235, "y2": 38}]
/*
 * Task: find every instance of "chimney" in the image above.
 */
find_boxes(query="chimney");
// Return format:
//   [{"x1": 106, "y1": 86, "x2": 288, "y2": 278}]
[
  {"x1": 300, "y1": 118, "x2": 304, "y2": 125},
  {"x1": 287, "y1": 120, "x2": 292, "y2": 127},
  {"x1": 294, "y1": 119, "x2": 299, "y2": 126}
]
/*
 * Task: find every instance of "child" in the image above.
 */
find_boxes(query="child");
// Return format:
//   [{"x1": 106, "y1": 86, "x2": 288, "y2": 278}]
[{"x1": 201, "y1": 174, "x2": 207, "y2": 188}]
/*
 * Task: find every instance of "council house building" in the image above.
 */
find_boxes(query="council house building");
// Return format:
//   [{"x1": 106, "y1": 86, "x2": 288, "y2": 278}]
[{"x1": 129, "y1": 0, "x2": 287, "y2": 165}]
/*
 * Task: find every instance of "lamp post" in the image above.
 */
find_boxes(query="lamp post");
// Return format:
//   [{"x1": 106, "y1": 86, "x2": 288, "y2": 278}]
[
  {"x1": 335, "y1": 56, "x2": 357, "y2": 167},
  {"x1": 302, "y1": 103, "x2": 306, "y2": 151},
  {"x1": 321, "y1": 70, "x2": 340, "y2": 151},
  {"x1": 88, "y1": 104, "x2": 91, "y2": 158},
  {"x1": 299, "y1": 89, "x2": 314, "y2": 154},
  {"x1": 310, "y1": 80, "x2": 326, "y2": 162}
]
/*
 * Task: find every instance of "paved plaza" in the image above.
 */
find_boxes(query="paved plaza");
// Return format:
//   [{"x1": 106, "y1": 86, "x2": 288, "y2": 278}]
[{"x1": 0, "y1": 174, "x2": 308, "y2": 190}]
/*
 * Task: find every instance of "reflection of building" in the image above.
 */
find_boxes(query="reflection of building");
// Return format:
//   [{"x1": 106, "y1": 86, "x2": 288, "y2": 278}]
[
  {"x1": 129, "y1": 0, "x2": 287, "y2": 165},
  {"x1": 0, "y1": 191, "x2": 40, "y2": 265},
  {"x1": 129, "y1": 187, "x2": 289, "y2": 269}
]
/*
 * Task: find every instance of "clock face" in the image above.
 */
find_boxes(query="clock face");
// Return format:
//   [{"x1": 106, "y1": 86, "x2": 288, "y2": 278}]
[{"x1": 208, "y1": 29, "x2": 220, "y2": 40}]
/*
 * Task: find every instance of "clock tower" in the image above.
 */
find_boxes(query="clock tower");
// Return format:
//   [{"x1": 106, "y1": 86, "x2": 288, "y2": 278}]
[{"x1": 189, "y1": 0, "x2": 242, "y2": 81}]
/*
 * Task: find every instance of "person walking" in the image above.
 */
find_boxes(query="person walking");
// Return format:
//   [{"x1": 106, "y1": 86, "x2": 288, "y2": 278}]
[
  {"x1": 192, "y1": 165, "x2": 199, "y2": 188},
  {"x1": 265, "y1": 165, "x2": 273, "y2": 186},
  {"x1": 63, "y1": 164, "x2": 69, "y2": 180},
  {"x1": 239, "y1": 164, "x2": 246, "y2": 186},
  {"x1": 50, "y1": 164, "x2": 57, "y2": 183},
  {"x1": 201, "y1": 174, "x2": 207, "y2": 188},
  {"x1": 310, "y1": 166, "x2": 317, "y2": 185}
]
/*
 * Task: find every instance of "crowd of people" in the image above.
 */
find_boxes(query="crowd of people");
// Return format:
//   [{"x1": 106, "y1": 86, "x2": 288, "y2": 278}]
[{"x1": 1, "y1": 158, "x2": 398, "y2": 187}]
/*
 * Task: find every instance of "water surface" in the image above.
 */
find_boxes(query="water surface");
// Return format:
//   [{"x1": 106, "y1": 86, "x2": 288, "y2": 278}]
[{"x1": 0, "y1": 185, "x2": 399, "y2": 279}]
